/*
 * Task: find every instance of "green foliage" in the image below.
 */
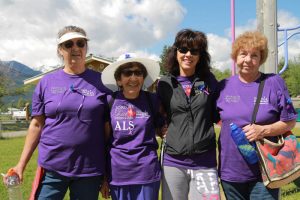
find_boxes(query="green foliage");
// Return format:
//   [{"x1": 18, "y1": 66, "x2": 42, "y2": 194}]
[
  {"x1": 159, "y1": 45, "x2": 171, "y2": 75},
  {"x1": 280, "y1": 60, "x2": 300, "y2": 97},
  {"x1": 212, "y1": 68, "x2": 231, "y2": 81},
  {"x1": 0, "y1": 73, "x2": 9, "y2": 106}
]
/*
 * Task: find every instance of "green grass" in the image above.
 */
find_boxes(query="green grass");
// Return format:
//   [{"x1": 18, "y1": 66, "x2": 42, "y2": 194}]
[{"x1": 0, "y1": 127, "x2": 300, "y2": 199}]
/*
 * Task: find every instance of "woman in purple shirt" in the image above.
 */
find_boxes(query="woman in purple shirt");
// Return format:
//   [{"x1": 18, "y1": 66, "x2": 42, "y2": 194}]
[
  {"x1": 217, "y1": 31, "x2": 297, "y2": 200},
  {"x1": 6, "y1": 25, "x2": 110, "y2": 200},
  {"x1": 100, "y1": 53, "x2": 163, "y2": 200}
]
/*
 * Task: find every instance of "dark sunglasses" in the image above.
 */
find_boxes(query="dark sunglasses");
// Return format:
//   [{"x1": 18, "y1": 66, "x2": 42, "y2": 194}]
[
  {"x1": 62, "y1": 40, "x2": 86, "y2": 49},
  {"x1": 177, "y1": 47, "x2": 200, "y2": 55},
  {"x1": 122, "y1": 69, "x2": 144, "y2": 77}
]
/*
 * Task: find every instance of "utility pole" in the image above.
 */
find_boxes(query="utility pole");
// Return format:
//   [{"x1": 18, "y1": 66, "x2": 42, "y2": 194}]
[{"x1": 256, "y1": 0, "x2": 278, "y2": 73}]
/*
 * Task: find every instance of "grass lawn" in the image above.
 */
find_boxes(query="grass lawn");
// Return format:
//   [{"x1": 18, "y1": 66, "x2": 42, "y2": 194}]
[{"x1": 0, "y1": 127, "x2": 300, "y2": 200}]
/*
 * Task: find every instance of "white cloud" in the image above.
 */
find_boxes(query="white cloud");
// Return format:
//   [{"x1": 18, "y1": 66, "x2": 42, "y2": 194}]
[
  {"x1": 207, "y1": 34, "x2": 232, "y2": 70},
  {"x1": 0, "y1": 0, "x2": 185, "y2": 71}
]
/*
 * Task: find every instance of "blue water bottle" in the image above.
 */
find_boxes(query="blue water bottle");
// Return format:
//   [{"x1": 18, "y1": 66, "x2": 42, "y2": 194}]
[{"x1": 230, "y1": 123, "x2": 258, "y2": 164}]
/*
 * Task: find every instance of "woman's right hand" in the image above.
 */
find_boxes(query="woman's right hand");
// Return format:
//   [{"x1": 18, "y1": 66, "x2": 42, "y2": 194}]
[
  {"x1": 2, "y1": 166, "x2": 23, "y2": 185},
  {"x1": 12, "y1": 165, "x2": 24, "y2": 182},
  {"x1": 100, "y1": 179, "x2": 110, "y2": 199}
]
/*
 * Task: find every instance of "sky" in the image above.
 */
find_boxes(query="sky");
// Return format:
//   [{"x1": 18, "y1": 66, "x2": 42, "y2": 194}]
[{"x1": 0, "y1": 0, "x2": 300, "y2": 72}]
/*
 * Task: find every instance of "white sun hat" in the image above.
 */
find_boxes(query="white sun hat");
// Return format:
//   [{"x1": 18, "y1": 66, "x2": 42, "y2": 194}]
[
  {"x1": 102, "y1": 53, "x2": 160, "y2": 92},
  {"x1": 57, "y1": 32, "x2": 89, "y2": 44}
]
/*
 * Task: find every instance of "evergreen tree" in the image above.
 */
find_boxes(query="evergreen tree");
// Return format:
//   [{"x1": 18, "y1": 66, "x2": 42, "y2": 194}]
[{"x1": 159, "y1": 45, "x2": 171, "y2": 75}]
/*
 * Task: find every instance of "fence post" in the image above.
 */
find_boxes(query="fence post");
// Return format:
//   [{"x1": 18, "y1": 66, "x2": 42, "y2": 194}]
[{"x1": 0, "y1": 120, "x2": 2, "y2": 138}]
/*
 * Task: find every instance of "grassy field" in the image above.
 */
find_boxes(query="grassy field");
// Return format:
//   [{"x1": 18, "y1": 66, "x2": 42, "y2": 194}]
[{"x1": 0, "y1": 127, "x2": 300, "y2": 200}]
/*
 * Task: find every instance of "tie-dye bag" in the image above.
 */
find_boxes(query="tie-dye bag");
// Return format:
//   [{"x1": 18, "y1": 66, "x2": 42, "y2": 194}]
[{"x1": 256, "y1": 131, "x2": 300, "y2": 188}]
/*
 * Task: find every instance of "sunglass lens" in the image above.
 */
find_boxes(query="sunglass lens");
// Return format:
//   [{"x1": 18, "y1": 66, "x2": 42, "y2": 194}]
[
  {"x1": 178, "y1": 47, "x2": 188, "y2": 54},
  {"x1": 190, "y1": 49, "x2": 199, "y2": 55},
  {"x1": 123, "y1": 70, "x2": 133, "y2": 77},
  {"x1": 76, "y1": 40, "x2": 86, "y2": 48},
  {"x1": 64, "y1": 41, "x2": 74, "y2": 49},
  {"x1": 134, "y1": 71, "x2": 143, "y2": 76}
]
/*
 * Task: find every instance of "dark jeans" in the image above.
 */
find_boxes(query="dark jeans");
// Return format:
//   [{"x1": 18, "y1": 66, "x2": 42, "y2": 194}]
[
  {"x1": 221, "y1": 180, "x2": 279, "y2": 200},
  {"x1": 36, "y1": 170, "x2": 103, "y2": 200}
]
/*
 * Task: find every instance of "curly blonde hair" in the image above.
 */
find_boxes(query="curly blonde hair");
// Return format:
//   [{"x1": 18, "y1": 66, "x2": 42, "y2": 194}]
[{"x1": 231, "y1": 31, "x2": 268, "y2": 65}]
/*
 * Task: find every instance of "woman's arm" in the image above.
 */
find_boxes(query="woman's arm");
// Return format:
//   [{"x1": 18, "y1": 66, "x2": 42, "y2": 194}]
[
  {"x1": 104, "y1": 121, "x2": 111, "y2": 141},
  {"x1": 243, "y1": 119, "x2": 296, "y2": 142},
  {"x1": 12, "y1": 115, "x2": 45, "y2": 181}
]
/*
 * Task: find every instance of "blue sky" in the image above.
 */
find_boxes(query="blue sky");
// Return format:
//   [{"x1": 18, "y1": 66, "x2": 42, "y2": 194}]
[{"x1": 0, "y1": 0, "x2": 299, "y2": 72}]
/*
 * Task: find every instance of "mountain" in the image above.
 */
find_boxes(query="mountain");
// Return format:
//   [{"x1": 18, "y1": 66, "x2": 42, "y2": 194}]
[
  {"x1": 0, "y1": 61, "x2": 41, "y2": 85},
  {"x1": 0, "y1": 60, "x2": 42, "y2": 105}
]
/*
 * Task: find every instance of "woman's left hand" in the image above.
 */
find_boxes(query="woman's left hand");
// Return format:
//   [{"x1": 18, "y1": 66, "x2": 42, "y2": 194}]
[
  {"x1": 243, "y1": 124, "x2": 265, "y2": 142},
  {"x1": 100, "y1": 179, "x2": 110, "y2": 199}
]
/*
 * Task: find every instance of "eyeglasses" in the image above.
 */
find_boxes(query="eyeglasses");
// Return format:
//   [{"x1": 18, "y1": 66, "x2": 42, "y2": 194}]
[
  {"x1": 177, "y1": 47, "x2": 200, "y2": 55},
  {"x1": 122, "y1": 69, "x2": 144, "y2": 77},
  {"x1": 62, "y1": 40, "x2": 86, "y2": 49}
]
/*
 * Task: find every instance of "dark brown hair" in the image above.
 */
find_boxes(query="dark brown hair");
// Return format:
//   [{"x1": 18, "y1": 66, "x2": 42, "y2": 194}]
[{"x1": 165, "y1": 28, "x2": 211, "y2": 79}]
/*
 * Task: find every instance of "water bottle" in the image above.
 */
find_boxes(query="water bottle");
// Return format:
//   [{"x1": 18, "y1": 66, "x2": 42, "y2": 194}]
[
  {"x1": 4, "y1": 169, "x2": 23, "y2": 200},
  {"x1": 230, "y1": 123, "x2": 258, "y2": 164}
]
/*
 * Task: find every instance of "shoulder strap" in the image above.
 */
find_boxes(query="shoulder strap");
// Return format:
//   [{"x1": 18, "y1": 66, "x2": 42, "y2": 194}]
[{"x1": 251, "y1": 73, "x2": 266, "y2": 124}]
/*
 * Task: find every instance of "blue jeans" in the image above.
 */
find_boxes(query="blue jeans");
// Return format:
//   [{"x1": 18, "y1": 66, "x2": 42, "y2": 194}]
[
  {"x1": 36, "y1": 170, "x2": 103, "y2": 200},
  {"x1": 221, "y1": 180, "x2": 279, "y2": 200}
]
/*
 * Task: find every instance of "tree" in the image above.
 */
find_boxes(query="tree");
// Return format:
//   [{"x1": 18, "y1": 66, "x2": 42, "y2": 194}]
[
  {"x1": 280, "y1": 60, "x2": 300, "y2": 97},
  {"x1": 0, "y1": 71, "x2": 9, "y2": 106},
  {"x1": 159, "y1": 45, "x2": 171, "y2": 75},
  {"x1": 17, "y1": 97, "x2": 27, "y2": 108},
  {"x1": 212, "y1": 68, "x2": 231, "y2": 81}
]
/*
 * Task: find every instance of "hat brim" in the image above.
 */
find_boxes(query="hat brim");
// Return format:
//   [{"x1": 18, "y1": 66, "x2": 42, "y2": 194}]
[
  {"x1": 57, "y1": 32, "x2": 89, "y2": 44},
  {"x1": 102, "y1": 57, "x2": 160, "y2": 92}
]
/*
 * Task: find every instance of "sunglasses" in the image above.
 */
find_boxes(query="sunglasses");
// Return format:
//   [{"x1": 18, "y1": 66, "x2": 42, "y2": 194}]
[
  {"x1": 62, "y1": 40, "x2": 86, "y2": 49},
  {"x1": 177, "y1": 47, "x2": 200, "y2": 55},
  {"x1": 122, "y1": 69, "x2": 144, "y2": 77}
]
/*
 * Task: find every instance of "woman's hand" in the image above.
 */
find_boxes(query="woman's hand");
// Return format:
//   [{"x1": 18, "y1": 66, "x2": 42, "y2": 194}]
[
  {"x1": 160, "y1": 124, "x2": 168, "y2": 138},
  {"x1": 2, "y1": 167, "x2": 23, "y2": 186},
  {"x1": 243, "y1": 124, "x2": 265, "y2": 142},
  {"x1": 243, "y1": 120, "x2": 296, "y2": 142},
  {"x1": 100, "y1": 179, "x2": 110, "y2": 199}
]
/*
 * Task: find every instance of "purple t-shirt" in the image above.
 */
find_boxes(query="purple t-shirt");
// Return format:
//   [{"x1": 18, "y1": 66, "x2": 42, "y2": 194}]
[
  {"x1": 109, "y1": 91, "x2": 161, "y2": 185},
  {"x1": 164, "y1": 76, "x2": 217, "y2": 169},
  {"x1": 32, "y1": 68, "x2": 110, "y2": 177},
  {"x1": 217, "y1": 74, "x2": 297, "y2": 182}
]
